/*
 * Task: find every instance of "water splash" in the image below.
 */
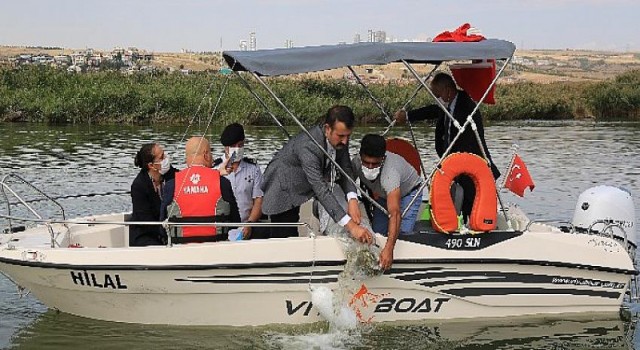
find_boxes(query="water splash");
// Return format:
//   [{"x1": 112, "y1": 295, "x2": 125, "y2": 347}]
[
  {"x1": 309, "y1": 215, "x2": 384, "y2": 327},
  {"x1": 309, "y1": 286, "x2": 357, "y2": 331},
  {"x1": 263, "y1": 287, "x2": 365, "y2": 350},
  {"x1": 299, "y1": 202, "x2": 385, "y2": 348},
  {"x1": 264, "y1": 329, "x2": 363, "y2": 350}
]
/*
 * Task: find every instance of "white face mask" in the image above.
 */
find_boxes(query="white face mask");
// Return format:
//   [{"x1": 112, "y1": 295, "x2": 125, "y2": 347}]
[
  {"x1": 361, "y1": 165, "x2": 381, "y2": 181},
  {"x1": 158, "y1": 154, "x2": 171, "y2": 175},
  {"x1": 228, "y1": 146, "x2": 244, "y2": 162}
]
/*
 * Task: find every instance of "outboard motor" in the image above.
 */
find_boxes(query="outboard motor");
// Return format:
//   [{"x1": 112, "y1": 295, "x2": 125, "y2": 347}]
[{"x1": 571, "y1": 185, "x2": 636, "y2": 247}]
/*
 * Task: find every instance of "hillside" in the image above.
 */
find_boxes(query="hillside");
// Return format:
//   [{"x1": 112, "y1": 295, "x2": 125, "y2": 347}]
[{"x1": 1, "y1": 45, "x2": 639, "y2": 84}]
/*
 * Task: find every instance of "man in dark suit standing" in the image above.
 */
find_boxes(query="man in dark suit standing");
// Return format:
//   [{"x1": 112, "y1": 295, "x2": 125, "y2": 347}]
[
  {"x1": 395, "y1": 72, "x2": 500, "y2": 220},
  {"x1": 261, "y1": 105, "x2": 373, "y2": 244}
]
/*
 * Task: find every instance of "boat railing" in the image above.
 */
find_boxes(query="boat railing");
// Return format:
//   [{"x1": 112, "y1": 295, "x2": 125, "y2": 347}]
[
  {"x1": 524, "y1": 220, "x2": 574, "y2": 233},
  {"x1": 0, "y1": 173, "x2": 68, "y2": 247},
  {"x1": 161, "y1": 221, "x2": 316, "y2": 247},
  {"x1": 526, "y1": 219, "x2": 634, "y2": 252},
  {"x1": 586, "y1": 220, "x2": 630, "y2": 249},
  {"x1": 0, "y1": 213, "x2": 316, "y2": 248},
  {"x1": 527, "y1": 218, "x2": 636, "y2": 254}
]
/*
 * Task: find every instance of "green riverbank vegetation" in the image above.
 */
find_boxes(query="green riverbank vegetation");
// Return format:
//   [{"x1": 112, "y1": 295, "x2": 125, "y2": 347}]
[{"x1": 0, "y1": 66, "x2": 638, "y2": 125}]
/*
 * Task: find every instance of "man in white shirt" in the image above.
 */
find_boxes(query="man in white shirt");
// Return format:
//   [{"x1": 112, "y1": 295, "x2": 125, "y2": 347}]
[{"x1": 216, "y1": 123, "x2": 267, "y2": 239}]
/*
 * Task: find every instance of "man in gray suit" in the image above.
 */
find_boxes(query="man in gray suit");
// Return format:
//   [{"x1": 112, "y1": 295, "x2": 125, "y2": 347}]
[{"x1": 261, "y1": 105, "x2": 373, "y2": 244}]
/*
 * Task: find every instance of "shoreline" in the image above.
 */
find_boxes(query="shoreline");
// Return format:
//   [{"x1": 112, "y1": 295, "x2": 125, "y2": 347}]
[{"x1": 1, "y1": 66, "x2": 638, "y2": 124}]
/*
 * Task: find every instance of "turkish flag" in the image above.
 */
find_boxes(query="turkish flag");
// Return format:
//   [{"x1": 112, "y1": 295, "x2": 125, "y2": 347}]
[
  {"x1": 433, "y1": 23, "x2": 485, "y2": 42},
  {"x1": 504, "y1": 154, "x2": 535, "y2": 197},
  {"x1": 450, "y1": 60, "x2": 496, "y2": 104}
]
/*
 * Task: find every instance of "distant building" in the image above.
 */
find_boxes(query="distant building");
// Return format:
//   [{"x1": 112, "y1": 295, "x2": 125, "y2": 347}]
[
  {"x1": 512, "y1": 56, "x2": 534, "y2": 66},
  {"x1": 125, "y1": 47, "x2": 140, "y2": 61},
  {"x1": 140, "y1": 53, "x2": 154, "y2": 62},
  {"x1": 54, "y1": 55, "x2": 71, "y2": 65},
  {"x1": 111, "y1": 47, "x2": 125, "y2": 61},
  {"x1": 285, "y1": 39, "x2": 294, "y2": 49},
  {"x1": 365, "y1": 29, "x2": 386, "y2": 43},
  {"x1": 32, "y1": 54, "x2": 54, "y2": 64},
  {"x1": 71, "y1": 53, "x2": 87, "y2": 66},
  {"x1": 354, "y1": 33, "x2": 361, "y2": 44},
  {"x1": 239, "y1": 41, "x2": 248, "y2": 51},
  {"x1": 87, "y1": 53, "x2": 103, "y2": 67},
  {"x1": 249, "y1": 32, "x2": 257, "y2": 51}
]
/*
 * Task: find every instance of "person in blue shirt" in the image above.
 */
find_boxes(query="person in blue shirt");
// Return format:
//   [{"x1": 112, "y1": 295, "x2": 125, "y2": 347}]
[{"x1": 214, "y1": 123, "x2": 268, "y2": 239}]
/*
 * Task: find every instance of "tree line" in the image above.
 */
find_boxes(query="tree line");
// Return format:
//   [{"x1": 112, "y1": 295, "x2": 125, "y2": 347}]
[{"x1": 0, "y1": 65, "x2": 638, "y2": 124}]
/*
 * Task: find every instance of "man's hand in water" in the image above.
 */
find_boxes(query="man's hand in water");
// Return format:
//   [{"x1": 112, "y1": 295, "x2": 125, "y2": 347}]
[
  {"x1": 379, "y1": 244, "x2": 394, "y2": 271},
  {"x1": 346, "y1": 221, "x2": 373, "y2": 245}
]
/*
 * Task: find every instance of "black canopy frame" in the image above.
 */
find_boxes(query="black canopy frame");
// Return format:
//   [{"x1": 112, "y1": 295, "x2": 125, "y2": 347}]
[
  {"x1": 223, "y1": 39, "x2": 516, "y2": 228},
  {"x1": 223, "y1": 40, "x2": 515, "y2": 77}
]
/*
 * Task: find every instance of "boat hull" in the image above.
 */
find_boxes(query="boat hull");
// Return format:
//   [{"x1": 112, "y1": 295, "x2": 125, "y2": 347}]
[
  {"x1": 0, "y1": 214, "x2": 636, "y2": 326},
  {"x1": 0, "y1": 259, "x2": 630, "y2": 326}
]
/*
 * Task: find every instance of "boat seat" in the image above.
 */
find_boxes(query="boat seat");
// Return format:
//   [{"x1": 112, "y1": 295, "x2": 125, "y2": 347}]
[{"x1": 167, "y1": 216, "x2": 230, "y2": 243}]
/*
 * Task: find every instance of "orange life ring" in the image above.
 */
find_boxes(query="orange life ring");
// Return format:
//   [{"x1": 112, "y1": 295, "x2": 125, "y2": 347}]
[{"x1": 430, "y1": 153, "x2": 497, "y2": 233}]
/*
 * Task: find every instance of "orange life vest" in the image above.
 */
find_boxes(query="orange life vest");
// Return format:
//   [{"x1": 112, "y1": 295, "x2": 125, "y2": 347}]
[
  {"x1": 173, "y1": 166, "x2": 223, "y2": 237},
  {"x1": 430, "y1": 153, "x2": 497, "y2": 233}
]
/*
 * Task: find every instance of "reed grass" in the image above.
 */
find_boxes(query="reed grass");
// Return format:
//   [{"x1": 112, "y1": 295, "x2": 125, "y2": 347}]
[{"x1": 1, "y1": 66, "x2": 638, "y2": 124}]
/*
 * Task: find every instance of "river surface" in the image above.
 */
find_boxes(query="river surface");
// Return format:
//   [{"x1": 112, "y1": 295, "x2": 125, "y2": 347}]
[{"x1": 0, "y1": 121, "x2": 639, "y2": 349}]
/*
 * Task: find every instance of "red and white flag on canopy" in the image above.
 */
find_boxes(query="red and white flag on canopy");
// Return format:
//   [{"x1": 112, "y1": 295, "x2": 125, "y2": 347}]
[
  {"x1": 450, "y1": 59, "x2": 497, "y2": 105},
  {"x1": 432, "y1": 23, "x2": 485, "y2": 42},
  {"x1": 503, "y1": 154, "x2": 535, "y2": 197}
]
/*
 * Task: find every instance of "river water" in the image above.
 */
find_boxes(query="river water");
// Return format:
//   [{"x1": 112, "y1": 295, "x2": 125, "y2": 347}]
[{"x1": 0, "y1": 121, "x2": 639, "y2": 349}]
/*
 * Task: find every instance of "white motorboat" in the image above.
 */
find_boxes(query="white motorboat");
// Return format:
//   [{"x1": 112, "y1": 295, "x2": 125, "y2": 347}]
[{"x1": 1, "y1": 39, "x2": 638, "y2": 326}]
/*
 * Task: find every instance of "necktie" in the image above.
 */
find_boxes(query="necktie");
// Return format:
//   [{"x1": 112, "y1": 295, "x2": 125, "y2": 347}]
[
  {"x1": 445, "y1": 105, "x2": 453, "y2": 147},
  {"x1": 328, "y1": 148, "x2": 337, "y2": 190},
  {"x1": 154, "y1": 182, "x2": 163, "y2": 200}
]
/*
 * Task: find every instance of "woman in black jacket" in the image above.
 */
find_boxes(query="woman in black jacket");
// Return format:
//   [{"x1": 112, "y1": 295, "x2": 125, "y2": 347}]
[{"x1": 129, "y1": 143, "x2": 176, "y2": 246}]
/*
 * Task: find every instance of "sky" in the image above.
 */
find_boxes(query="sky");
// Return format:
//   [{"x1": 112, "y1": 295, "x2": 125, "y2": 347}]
[{"x1": 1, "y1": 0, "x2": 638, "y2": 53}]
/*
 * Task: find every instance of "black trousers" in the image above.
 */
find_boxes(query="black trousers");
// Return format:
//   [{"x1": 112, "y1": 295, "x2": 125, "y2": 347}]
[
  {"x1": 456, "y1": 175, "x2": 476, "y2": 222},
  {"x1": 249, "y1": 227, "x2": 271, "y2": 239},
  {"x1": 269, "y1": 206, "x2": 301, "y2": 238},
  {"x1": 129, "y1": 226, "x2": 165, "y2": 247}
]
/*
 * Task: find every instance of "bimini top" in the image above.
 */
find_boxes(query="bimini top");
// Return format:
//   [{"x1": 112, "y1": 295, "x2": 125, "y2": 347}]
[{"x1": 223, "y1": 39, "x2": 515, "y2": 76}]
